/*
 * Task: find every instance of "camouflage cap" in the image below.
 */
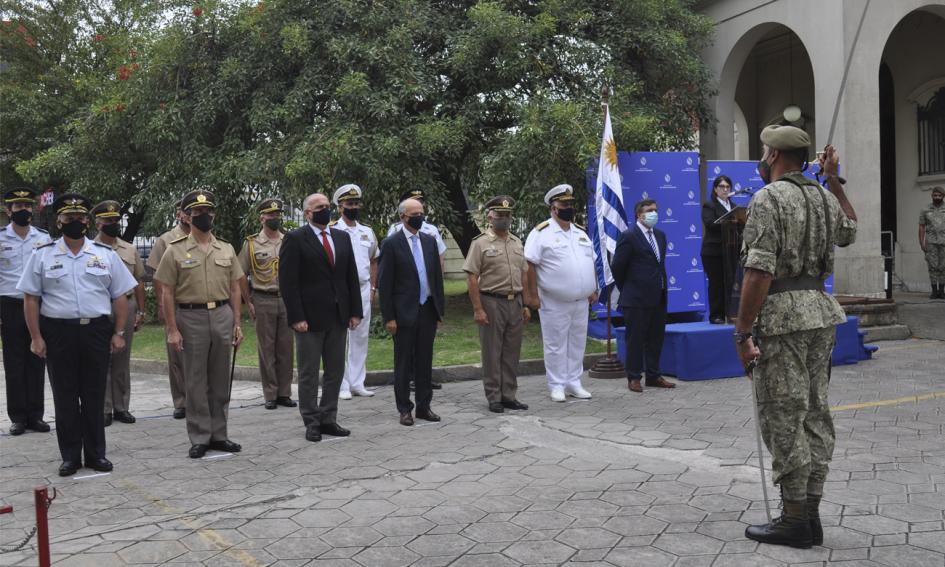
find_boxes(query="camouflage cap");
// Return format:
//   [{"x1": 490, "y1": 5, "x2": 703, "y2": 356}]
[
  {"x1": 932, "y1": 186, "x2": 944, "y2": 196},
  {"x1": 760, "y1": 125, "x2": 810, "y2": 151}
]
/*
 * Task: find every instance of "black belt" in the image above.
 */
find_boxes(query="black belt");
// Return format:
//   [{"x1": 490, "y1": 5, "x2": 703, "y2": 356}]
[
  {"x1": 0, "y1": 296, "x2": 24, "y2": 304},
  {"x1": 178, "y1": 300, "x2": 229, "y2": 310},
  {"x1": 481, "y1": 291, "x2": 521, "y2": 301},
  {"x1": 769, "y1": 275, "x2": 825, "y2": 295},
  {"x1": 41, "y1": 315, "x2": 109, "y2": 325},
  {"x1": 252, "y1": 289, "x2": 281, "y2": 297}
]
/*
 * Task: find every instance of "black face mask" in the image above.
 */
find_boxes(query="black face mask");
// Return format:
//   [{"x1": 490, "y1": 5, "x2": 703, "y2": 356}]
[
  {"x1": 934, "y1": 197, "x2": 943, "y2": 206},
  {"x1": 10, "y1": 209, "x2": 32, "y2": 227},
  {"x1": 100, "y1": 223, "x2": 121, "y2": 238},
  {"x1": 555, "y1": 207, "x2": 575, "y2": 222},
  {"x1": 342, "y1": 207, "x2": 360, "y2": 222},
  {"x1": 191, "y1": 213, "x2": 214, "y2": 233},
  {"x1": 757, "y1": 157, "x2": 772, "y2": 184},
  {"x1": 406, "y1": 215, "x2": 424, "y2": 231},
  {"x1": 311, "y1": 208, "x2": 331, "y2": 226},
  {"x1": 264, "y1": 218, "x2": 282, "y2": 231},
  {"x1": 60, "y1": 220, "x2": 87, "y2": 239}
]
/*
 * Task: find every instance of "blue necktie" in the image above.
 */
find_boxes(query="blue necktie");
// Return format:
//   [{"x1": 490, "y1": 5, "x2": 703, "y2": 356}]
[
  {"x1": 646, "y1": 230, "x2": 660, "y2": 261},
  {"x1": 411, "y1": 234, "x2": 429, "y2": 304}
]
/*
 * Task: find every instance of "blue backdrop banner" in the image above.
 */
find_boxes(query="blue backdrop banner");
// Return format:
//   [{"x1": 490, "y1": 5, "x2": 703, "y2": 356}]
[{"x1": 588, "y1": 151, "x2": 706, "y2": 314}]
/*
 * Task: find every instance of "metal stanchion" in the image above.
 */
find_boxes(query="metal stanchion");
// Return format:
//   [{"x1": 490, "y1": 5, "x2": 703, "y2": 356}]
[{"x1": 34, "y1": 486, "x2": 56, "y2": 567}]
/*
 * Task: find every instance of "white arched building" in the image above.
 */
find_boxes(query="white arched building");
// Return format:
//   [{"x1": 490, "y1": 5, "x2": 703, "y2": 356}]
[{"x1": 698, "y1": 0, "x2": 945, "y2": 296}]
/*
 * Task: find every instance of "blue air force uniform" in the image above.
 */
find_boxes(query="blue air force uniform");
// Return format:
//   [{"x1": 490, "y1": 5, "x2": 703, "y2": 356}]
[{"x1": 16, "y1": 193, "x2": 137, "y2": 473}]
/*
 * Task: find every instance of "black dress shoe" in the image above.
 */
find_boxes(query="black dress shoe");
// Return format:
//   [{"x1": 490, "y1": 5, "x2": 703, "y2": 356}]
[
  {"x1": 502, "y1": 400, "x2": 529, "y2": 410},
  {"x1": 86, "y1": 457, "x2": 113, "y2": 472},
  {"x1": 173, "y1": 407, "x2": 186, "y2": 419},
  {"x1": 276, "y1": 396, "x2": 297, "y2": 407},
  {"x1": 489, "y1": 402, "x2": 505, "y2": 413},
  {"x1": 113, "y1": 411, "x2": 136, "y2": 424},
  {"x1": 209, "y1": 439, "x2": 242, "y2": 453},
  {"x1": 26, "y1": 419, "x2": 50, "y2": 432},
  {"x1": 710, "y1": 317, "x2": 725, "y2": 324},
  {"x1": 320, "y1": 423, "x2": 350, "y2": 437},
  {"x1": 305, "y1": 428, "x2": 322, "y2": 442},
  {"x1": 9, "y1": 422, "x2": 26, "y2": 436},
  {"x1": 400, "y1": 412, "x2": 414, "y2": 426},
  {"x1": 103, "y1": 414, "x2": 113, "y2": 427},
  {"x1": 415, "y1": 409, "x2": 441, "y2": 422},
  {"x1": 58, "y1": 461, "x2": 80, "y2": 477},
  {"x1": 188, "y1": 444, "x2": 209, "y2": 458},
  {"x1": 264, "y1": 400, "x2": 277, "y2": 410},
  {"x1": 431, "y1": 382, "x2": 442, "y2": 390}
]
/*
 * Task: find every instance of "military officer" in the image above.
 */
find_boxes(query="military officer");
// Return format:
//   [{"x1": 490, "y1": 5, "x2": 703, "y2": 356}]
[
  {"x1": 148, "y1": 199, "x2": 190, "y2": 419},
  {"x1": 17, "y1": 193, "x2": 137, "y2": 476},
  {"x1": 736, "y1": 127, "x2": 857, "y2": 548},
  {"x1": 524, "y1": 184, "x2": 598, "y2": 402},
  {"x1": 919, "y1": 186, "x2": 945, "y2": 299},
  {"x1": 386, "y1": 188, "x2": 447, "y2": 390},
  {"x1": 237, "y1": 198, "x2": 296, "y2": 410},
  {"x1": 1, "y1": 187, "x2": 51, "y2": 435},
  {"x1": 154, "y1": 189, "x2": 245, "y2": 459},
  {"x1": 92, "y1": 201, "x2": 146, "y2": 426},
  {"x1": 331, "y1": 184, "x2": 379, "y2": 399},
  {"x1": 464, "y1": 196, "x2": 532, "y2": 413}
]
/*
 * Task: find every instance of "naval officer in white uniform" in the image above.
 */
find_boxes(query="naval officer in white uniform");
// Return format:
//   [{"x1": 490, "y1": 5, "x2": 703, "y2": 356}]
[{"x1": 524, "y1": 184, "x2": 598, "y2": 402}]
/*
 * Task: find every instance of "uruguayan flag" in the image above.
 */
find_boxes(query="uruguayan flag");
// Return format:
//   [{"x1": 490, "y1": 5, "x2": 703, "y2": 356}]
[{"x1": 593, "y1": 105, "x2": 628, "y2": 304}]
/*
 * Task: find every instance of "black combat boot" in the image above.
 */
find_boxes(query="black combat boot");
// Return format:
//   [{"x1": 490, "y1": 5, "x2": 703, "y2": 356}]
[
  {"x1": 936, "y1": 284, "x2": 945, "y2": 299},
  {"x1": 807, "y1": 493, "x2": 823, "y2": 546},
  {"x1": 931, "y1": 285, "x2": 940, "y2": 299},
  {"x1": 745, "y1": 498, "x2": 813, "y2": 549}
]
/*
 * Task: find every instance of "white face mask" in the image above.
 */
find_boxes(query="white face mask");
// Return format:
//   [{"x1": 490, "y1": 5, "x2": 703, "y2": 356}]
[{"x1": 642, "y1": 211, "x2": 658, "y2": 228}]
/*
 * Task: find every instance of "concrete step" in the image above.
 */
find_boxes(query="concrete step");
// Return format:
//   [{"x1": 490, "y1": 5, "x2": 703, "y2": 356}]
[{"x1": 861, "y1": 324, "x2": 912, "y2": 341}]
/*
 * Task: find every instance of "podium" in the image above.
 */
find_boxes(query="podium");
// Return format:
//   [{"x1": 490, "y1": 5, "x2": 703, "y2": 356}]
[{"x1": 713, "y1": 206, "x2": 747, "y2": 321}]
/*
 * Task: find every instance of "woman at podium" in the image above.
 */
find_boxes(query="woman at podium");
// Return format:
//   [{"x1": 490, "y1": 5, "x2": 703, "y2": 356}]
[{"x1": 701, "y1": 175, "x2": 736, "y2": 324}]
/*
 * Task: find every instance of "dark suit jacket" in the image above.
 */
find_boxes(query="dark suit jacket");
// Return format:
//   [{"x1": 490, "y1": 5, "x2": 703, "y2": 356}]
[
  {"x1": 279, "y1": 225, "x2": 362, "y2": 331},
  {"x1": 610, "y1": 225, "x2": 668, "y2": 309},
  {"x1": 701, "y1": 198, "x2": 734, "y2": 257},
  {"x1": 377, "y1": 229, "x2": 445, "y2": 328}
]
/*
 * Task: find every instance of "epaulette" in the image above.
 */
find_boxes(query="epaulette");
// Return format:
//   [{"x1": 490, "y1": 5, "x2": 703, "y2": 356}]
[
  {"x1": 246, "y1": 233, "x2": 258, "y2": 240},
  {"x1": 36, "y1": 241, "x2": 55, "y2": 249},
  {"x1": 170, "y1": 235, "x2": 188, "y2": 244},
  {"x1": 92, "y1": 241, "x2": 111, "y2": 249},
  {"x1": 535, "y1": 220, "x2": 550, "y2": 231},
  {"x1": 35, "y1": 227, "x2": 48, "y2": 233},
  {"x1": 328, "y1": 220, "x2": 338, "y2": 227},
  {"x1": 471, "y1": 233, "x2": 486, "y2": 241},
  {"x1": 573, "y1": 223, "x2": 585, "y2": 230}
]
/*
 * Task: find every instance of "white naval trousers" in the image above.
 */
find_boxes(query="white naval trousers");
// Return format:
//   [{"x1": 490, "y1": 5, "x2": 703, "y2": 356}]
[
  {"x1": 538, "y1": 294, "x2": 589, "y2": 390},
  {"x1": 342, "y1": 281, "x2": 372, "y2": 393}
]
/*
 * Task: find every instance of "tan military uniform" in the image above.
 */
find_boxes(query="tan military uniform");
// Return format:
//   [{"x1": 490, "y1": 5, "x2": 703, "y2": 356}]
[
  {"x1": 464, "y1": 229, "x2": 528, "y2": 403},
  {"x1": 96, "y1": 235, "x2": 145, "y2": 414},
  {"x1": 238, "y1": 232, "x2": 293, "y2": 401},
  {"x1": 148, "y1": 224, "x2": 188, "y2": 411},
  {"x1": 154, "y1": 234, "x2": 244, "y2": 445}
]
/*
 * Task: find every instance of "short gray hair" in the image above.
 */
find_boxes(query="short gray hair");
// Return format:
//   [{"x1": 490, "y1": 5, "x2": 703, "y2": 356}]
[
  {"x1": 303, "y1": 192, "x2": 326, "y2": 211},
  {"x1": 397, "y1": 200, "x2": 408, "y2": 216}
]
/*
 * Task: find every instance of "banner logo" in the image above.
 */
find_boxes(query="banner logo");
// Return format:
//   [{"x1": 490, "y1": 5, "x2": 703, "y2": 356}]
[
  {"x1": 664, "y1": 174, "x2": 671, "y2": 183},
  {"x1": 640, "y1": 156, "x2": 647, "y2": 166}
]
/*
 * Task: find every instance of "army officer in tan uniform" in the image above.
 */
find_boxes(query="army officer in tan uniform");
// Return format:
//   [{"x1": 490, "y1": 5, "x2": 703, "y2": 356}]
[
  {"x1": 154, "y1": 189, "x2": 245, "y2": 458},
  {"x1": 238, "y1": 198, "x2": 295, "y2": 410},
  {"x1": 464, "y1": 196, "x2": 532, "y2": 413},
  {"x1": 92, "y1": 201, "x2": 146, "y2": 426}
]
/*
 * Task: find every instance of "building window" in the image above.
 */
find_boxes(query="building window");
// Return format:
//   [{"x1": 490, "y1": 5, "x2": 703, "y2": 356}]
[{"x1": 917, "y1": 86, "x2": 945, "y2": 176}]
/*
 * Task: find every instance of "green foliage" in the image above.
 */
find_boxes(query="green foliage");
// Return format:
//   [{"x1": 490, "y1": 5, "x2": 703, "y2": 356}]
[{"x1": 2, "y1": 0, "x2": 716, "y2": 250}]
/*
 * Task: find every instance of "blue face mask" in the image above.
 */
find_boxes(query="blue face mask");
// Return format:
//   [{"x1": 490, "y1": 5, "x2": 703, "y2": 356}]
[{"x1": 643, "y1": 211, "x2": 658, "y2": 228}]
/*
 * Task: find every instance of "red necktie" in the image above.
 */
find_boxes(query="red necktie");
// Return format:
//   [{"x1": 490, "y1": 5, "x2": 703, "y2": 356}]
[{"x1": 321, "y1": 230, "x2": 334, "y2": 267}]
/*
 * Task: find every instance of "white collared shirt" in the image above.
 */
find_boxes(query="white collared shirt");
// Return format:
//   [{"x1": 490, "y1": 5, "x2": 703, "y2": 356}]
[
  {"x1": 0, "y1": 224, "x2": 51, "y2": 298},
  {"x1": 309, "y1": 224, "x2": 335, "y2": 257},
  {"x1": 17, "y1": 237, "x2": 137, "y2": 318},
  {"x1": 387, "y1": 221, "x2": 448, "y2": 255},
  {"x1": 524, "y1": 218, "x2": 597, "y2": 302},
  {"x1": 717, "y1": 196, "x2": 732, "y2": 213},
  {"x1": 333, "y1": 220, "x2": 379, "y2": 282}
]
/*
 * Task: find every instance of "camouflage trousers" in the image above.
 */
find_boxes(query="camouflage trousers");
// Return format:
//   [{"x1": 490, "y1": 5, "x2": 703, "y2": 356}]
[
  {"x1": 925, "y1": 243, "x2": 945, "y2": 285},
  {"x1": 754, "y1": 326, "x2": 836, "y2": 501}
]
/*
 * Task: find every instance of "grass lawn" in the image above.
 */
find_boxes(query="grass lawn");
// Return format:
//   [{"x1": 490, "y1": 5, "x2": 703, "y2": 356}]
[{"x1": 131, "y1": 279, "x2": 606, "y2": 371}]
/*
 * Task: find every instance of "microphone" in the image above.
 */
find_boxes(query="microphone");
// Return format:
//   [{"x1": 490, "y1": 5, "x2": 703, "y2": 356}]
[{"x1": 729, "y1": 187, "x2": 757, "y2": 197}]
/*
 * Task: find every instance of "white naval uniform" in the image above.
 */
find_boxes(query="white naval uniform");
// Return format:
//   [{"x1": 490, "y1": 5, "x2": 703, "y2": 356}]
[
  {"x1": 524, "y1": 219, "x2": 598, "y2": 390},
  {"x1": 0, "y1": 224, "x2": 51, "y2": 298},
  {"x1": 387, "y1": 221, "x2": 448, "y2": 256},
  {"x1": 334, "y1": 220, "x2": 380, "y2": 394}
]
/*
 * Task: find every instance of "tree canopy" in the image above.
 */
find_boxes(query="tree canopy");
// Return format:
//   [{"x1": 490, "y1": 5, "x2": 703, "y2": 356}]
[{"x1": 1, "y1": 0, "x2": 715, "y2": 250}]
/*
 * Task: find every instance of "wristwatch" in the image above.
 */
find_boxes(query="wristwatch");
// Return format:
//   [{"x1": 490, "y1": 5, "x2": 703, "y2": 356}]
[
  {"x1": 733, "y1": 331, "x2": 752, "y2": 344},
  {"x1": 114, "y1": 330, "x2": 126, "y2": 337}
]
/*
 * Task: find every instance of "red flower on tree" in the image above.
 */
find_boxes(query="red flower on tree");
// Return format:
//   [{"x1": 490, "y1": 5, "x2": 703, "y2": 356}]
[
  {"x1": 115, "y1": 103, "x2": 126, "y2": 112},
  {"x1": 94, "y1": 33, "x2": 103, "y2": 42},
  {"x1": 193, "y1": 7, "x2": 203, "y2": 17}
]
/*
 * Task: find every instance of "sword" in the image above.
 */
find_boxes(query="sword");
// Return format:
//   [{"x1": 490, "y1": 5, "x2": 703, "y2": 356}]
[
  {"x1": 228, "y1": 341, "x2": 239, "y2": 405},
  {"x1": 747, "y1": 357, "x2": 773, "y2": 522}
]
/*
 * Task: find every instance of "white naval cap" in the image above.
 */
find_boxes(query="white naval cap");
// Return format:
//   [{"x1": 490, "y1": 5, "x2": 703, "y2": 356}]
[
  {"x1": 332, "y1": 184, "x2": 362, "y2": 205},
  {"x1": 544, "y1": 183, "x2": 575, "y2": 205}
]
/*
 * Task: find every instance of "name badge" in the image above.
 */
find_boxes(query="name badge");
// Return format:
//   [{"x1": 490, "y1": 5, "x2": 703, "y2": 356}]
[
  {"x1": 360, "y1": 234, "x2": 369, "y2": 241},
  {"x1": 180, "y1": 258, "x2": 199, "y2": 268},
  {"x1": 485, "y1": 249, "x2": 498, "y2": 257},
  {"x1": 87, "y1": 256, "x2": 108, "y2": 270}
]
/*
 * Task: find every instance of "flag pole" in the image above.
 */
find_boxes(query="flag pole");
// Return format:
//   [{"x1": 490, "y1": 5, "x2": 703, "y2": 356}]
[{"x1": 589, "y1": 85, "x2": 626, "y2": 380}]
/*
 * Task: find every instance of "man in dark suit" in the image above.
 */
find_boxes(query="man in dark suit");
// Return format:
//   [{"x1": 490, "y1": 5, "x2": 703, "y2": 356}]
[
  {"x1": 377, "y1": 197, "x2": 445, "y2": 426},
  {"x1": 610, "y1": 199, "x2": 677, "y2": 393},
  {"x1": 279, "y1": 192, "x2": 362, "y2": 442}
]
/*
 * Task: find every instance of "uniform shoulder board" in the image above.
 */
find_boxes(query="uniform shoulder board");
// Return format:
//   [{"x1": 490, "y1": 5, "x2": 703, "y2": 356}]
[
  {"x1": 471, "y1": 232, "x2": 486, "y2": 241},
  {"x1": 35, "y1": 227, "x2": 49, "y2": 234},
  {"x1": 535, "y1": 220, "x2": 550, "y2": 231},
  {"x1": 328, "y1": 219, "x2": 339, "y2": 227},
  {"x1": 36, "y1": 241, "x2": 55, "y2": 249},
  {"x1": 170, "y1": 235, "x2": 188, "y2": 244},
  {"x1": 92, "y1": 241, "x2": 111, "y2": 249},
  {"x1": 573, "y1": 223, "x2": 585, "y2": 230}
]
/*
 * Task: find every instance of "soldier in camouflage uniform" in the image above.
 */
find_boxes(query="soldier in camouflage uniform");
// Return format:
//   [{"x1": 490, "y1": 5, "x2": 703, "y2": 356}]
[
  {"x1": 919, "y1": 186, "x2": 945, "y2": 299},
  {"x1": 734, "y1": 125, "x2": 857, "y2": 549}
]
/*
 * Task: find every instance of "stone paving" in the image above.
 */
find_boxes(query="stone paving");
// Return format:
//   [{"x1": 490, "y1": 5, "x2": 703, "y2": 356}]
[{"x1": 0, "y1": 337, "x2": 943, "y2": 566}]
